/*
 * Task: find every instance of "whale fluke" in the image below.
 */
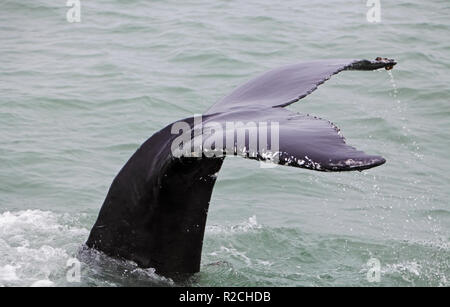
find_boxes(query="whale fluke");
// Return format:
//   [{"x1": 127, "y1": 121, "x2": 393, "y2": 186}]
[
  {"x1": 86, "y1": 58, "x2": 396, "y2": 274},
  {"x1": 207, "y1": 58, "x2": 396, "y2": 113}
]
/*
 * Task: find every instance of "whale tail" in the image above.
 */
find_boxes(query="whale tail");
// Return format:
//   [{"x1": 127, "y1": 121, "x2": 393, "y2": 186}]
[{"x1": 86, "y1": 58, "x2": 396, "y2": 274}]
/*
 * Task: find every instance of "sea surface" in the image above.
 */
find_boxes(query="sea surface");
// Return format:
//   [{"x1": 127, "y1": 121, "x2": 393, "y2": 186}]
[{"x1": 0, "y1": 0, "x2": 449, "y2": 287}]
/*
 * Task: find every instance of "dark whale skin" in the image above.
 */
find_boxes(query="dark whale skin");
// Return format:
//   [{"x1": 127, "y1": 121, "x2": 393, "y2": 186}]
[{"x1": 86, "y1": 58, "x2": 396, "y2": 274}]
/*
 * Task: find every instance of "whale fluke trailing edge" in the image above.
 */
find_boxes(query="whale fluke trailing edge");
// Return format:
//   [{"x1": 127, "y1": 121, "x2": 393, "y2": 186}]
[{"x1": 86, "y1": 58, "x2": 397, "y2": 274}]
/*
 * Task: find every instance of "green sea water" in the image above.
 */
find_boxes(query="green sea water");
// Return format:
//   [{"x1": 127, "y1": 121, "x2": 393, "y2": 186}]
[{"x1": 0, "y1": 0, "x2": 449, "y2": 286}]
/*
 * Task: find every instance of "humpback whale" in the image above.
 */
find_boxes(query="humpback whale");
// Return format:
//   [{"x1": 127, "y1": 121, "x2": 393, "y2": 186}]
[{"x1": 86, "y1": 58, "x2": 397, "y2": 274}]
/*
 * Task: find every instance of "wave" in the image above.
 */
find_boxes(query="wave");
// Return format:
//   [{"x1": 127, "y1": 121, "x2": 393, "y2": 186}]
[{"x1": 0, "y1": 210, "x2": 88, "y2": 287}]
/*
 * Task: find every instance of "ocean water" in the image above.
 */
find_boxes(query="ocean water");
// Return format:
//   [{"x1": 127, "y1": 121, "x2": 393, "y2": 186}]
[{"x1": 0, "y1": 0, "x2": 449, "y2": 287}]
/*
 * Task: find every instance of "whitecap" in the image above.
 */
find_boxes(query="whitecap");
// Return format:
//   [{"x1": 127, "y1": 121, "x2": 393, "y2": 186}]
[
  {"x1": 0, "y1": 265, "x2": 20, "y2": 281},
  {"x1": 0, "y1": 210, "x2": 88, "y2": 286}
]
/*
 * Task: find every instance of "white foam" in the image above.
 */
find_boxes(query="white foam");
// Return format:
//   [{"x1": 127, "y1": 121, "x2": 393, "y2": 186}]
[
  {"x1": 0, "y1": 265, "x2": 19, "y2": 281},
  {"x1": 0, "y1": 210, "x2": 89, "y2": 287},
  {"x1": 383, "y1": 261, "x2": 422, "y2": 277},
  {"x1": 219, "y1": 246, "x2": 252, "y2": 266},
  {"x1": 207, "y1": 215, "x2": 261, "y2": 234},
  {"x1": 0, "y1": 210, "x2": 88, "y2": 240}
]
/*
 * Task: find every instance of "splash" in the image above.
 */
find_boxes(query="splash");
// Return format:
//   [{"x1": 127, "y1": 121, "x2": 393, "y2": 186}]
[
  {"x1": 78, "y1": 246, "x2": 175, "y2": 286},
  {"x1": 206, "y1": 215, "x2": 262, "y2": 234},
  {"x1": 0, "y1": 210, "x2": 88, "y2": 287},
  {"x1": 386, "y1": 69, "x2": 407, "y2": 119},
  {"x1": 0, "y1": 265, "x2": 19, "y2": 281},
  {"x1": 387, "y1": 70, "x2": 399, "y2": 101},
  {"x1": 386, "y1": 70, "x2": 424, "y2": 160}
]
